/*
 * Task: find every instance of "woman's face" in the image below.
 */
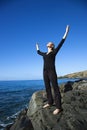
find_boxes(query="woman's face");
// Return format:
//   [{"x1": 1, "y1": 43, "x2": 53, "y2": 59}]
[{"x1": 47, "y1": 42, "x2": 54, "y2": 48}]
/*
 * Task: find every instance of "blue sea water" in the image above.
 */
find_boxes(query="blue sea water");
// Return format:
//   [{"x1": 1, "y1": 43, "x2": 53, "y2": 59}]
[{"x1": 0, "y1": 79, "x2": 77, "y2": 129}]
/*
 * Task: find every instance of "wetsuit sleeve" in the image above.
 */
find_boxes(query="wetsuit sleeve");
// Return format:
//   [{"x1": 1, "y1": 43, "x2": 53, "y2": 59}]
[
  {"x1": 54, "y1": 25, "x2": 70, "y2": 55},
  {"x1": 37, "y1": 50, "x2": 45, "y2": 56},
  {"x1": 54, "y1": 38, "x2": 65, "y2": 54}
]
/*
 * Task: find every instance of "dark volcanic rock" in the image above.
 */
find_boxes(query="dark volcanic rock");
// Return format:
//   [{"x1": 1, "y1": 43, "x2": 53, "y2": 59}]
[
  {"x1": 27, "y1": 80, "x2": 87, "y2": 130},
  {"x1": 6, "y1": 79, "x2": 87, "y2": 130}
]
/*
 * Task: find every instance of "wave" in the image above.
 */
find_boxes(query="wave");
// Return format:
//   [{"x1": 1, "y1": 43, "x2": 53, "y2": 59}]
[{"x1": 0, "y1": 122, "x2": 13, "y2": 129}]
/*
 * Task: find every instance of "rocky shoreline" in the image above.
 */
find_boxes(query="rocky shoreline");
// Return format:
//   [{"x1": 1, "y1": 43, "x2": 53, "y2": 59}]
[{"x1": 5, "y1": 79, "x2": 87, "y2": 130}]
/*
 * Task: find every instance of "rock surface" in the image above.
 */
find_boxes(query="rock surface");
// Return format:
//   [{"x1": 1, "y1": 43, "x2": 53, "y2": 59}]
[{"x1": 6, "y1": 79, "x2": 87, "y2": 130}]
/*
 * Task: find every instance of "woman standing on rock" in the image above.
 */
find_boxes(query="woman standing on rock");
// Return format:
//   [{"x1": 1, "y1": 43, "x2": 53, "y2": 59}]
[{"x1": 36, "y1": 25, "x2": 70, "y2": 115}]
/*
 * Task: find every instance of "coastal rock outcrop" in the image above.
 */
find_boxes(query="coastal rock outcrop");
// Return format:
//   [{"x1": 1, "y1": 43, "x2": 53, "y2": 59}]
[
  {"x1": 27, "y1": 79, "x2": 87, "y2": 130},
  {"x1": 6, "y1": 79, "x2": 87, "y2": 130}
]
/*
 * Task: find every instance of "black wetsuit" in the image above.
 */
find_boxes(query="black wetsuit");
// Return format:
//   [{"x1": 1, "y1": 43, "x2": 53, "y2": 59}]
[{"x1": 37, "y1": 39, "x2": 65, "y2": 109}]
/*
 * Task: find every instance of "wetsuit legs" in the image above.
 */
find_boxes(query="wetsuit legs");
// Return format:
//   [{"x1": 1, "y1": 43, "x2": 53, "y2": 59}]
[
  {"x1": 43, "y1": 70, "x2": 53, "y2": 105},
  {"x1": 50, "y1": 70, "x2": 61, "y2": 109},
  {"x1": 43, "y1": 70, "x2": 61, "y2": 109}
]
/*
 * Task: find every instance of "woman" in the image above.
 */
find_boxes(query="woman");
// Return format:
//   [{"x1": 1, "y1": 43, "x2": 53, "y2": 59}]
[{"x1": 36, "y1": 25, "x2": 70, "y2": 115}]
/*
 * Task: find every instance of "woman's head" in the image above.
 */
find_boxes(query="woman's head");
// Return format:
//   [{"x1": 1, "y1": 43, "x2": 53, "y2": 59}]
[{"x1": 47, "y1": 42, "x2": 55, "y2": 50}]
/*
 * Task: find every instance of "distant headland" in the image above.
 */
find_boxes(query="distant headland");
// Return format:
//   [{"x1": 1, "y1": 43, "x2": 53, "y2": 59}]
[{"x1": 58, "y1": 70, "x2": 87, "y2": 79}]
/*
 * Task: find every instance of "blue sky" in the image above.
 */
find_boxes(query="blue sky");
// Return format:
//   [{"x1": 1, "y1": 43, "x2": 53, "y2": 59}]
[{"x1": 0, "y1": 0, "x2": 87, "y2": 80}]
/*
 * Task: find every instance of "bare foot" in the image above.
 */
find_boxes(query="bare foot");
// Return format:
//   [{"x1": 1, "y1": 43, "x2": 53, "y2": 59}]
[
  {"x1": 43, "y1": 104, "x2": 50, "y2": 108},
  {"x1": 53, "y1": 109, "x2": 61, "y2": 115}
]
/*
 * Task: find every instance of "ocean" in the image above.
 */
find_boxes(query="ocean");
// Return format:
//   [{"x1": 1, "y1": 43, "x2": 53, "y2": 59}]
[{"x1": 0, "y1": 79, "x2": 77, "y2": 130}]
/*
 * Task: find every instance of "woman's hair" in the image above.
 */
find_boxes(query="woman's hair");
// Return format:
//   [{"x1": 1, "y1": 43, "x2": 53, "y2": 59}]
[{"x1": 47, "y1": 42, "x2": 55, "y2": 50}]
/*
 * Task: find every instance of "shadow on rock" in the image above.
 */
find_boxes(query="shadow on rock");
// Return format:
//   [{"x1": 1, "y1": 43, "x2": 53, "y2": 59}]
[{"x1": 64, "y1": 81, "x2": 73, "y2": 93}]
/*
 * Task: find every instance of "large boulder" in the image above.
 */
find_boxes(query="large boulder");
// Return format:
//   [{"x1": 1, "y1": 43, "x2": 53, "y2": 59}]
[{"x1": 27, "y1": 80, "x2": 87, "y2": 130}]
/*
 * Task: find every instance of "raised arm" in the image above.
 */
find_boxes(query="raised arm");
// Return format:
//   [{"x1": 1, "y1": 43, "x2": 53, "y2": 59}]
[
  {"x1": 36, "y1": 43, "x2": 45, "y2": 56},
  {"x1": 63, "y1": 25, "x2": 70, "y2": 39},
  {"x1": 54, "y1": 25, "x2": 70, "y2": 54}
]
